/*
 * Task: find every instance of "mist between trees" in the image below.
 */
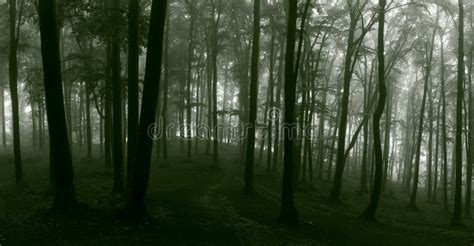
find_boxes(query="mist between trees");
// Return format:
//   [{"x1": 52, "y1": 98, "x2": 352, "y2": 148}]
[{"x1": 0, "y1": 0, "x2": 473, "y2": 245}]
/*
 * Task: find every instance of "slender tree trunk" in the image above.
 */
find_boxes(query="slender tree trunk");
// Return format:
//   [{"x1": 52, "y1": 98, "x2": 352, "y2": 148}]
[
  {"x1": 127, "y1": 0, "x2": 140, "y2": 187},
  {"x1": 265, "y1": 30, "x2": 275, "y2": 175},
  {"x1": 452, "y1": 0, "x2": 464, "y2": 225},
  {"x1": 272, "y1": 40, "x2": 284, "y2": 173},
  {"x1": 111, "y1": 0, "x2": 124, "y2": 194},
  {"x1": 427, "y1": 75, "x2": 434, "y2": 200},
  {"x1": 79, "y1": 87, "x2": 84, "y2": 147},
  {"x1": 465, "y1": 14, "x2": 473, "y2": 218},
  {"x1": 382, "y1": 82, "x2": 392, "y2": 191},
  {"x1": 84, "y1": 53, "x2": 92, "y2": 160},
  {"x1": 0, "y1": 68, "x2": 5, "y2": 147},
  {"x1": 8, "y1": 0, "x2": 23, "y2": 188},
  {"x1": 185, "y1": 4, "x2": 194, "y2": 158},
  {"x1": 126, "y1": 0, "x2": 167, "y2": 214},
  {"x1": 205, "y1": 32, "x2": 212, "y2": 156},
  {"x1": 279, "y1": 0, "x2": 298, "y2": 225},
  {"x1": 38, "y1": 0, "x2": 77, "y2": 214},
  {"x1": 161, "y1": 10, "x2": 170, "y2": 164},
  {"x1": 410, "y1": 24, "x2": 436, "y2": 208},
  {"x1": 244, "y1": 0, "x2": 260, "y2": 194},
  {"x1": 440, "y1": 33, "x2": 449, "y2": 210},
  {"x1": 360, "y1": 0, "x2": 386, "y2": 221},
  {"x1": 105, "y1": 44, "x2": 113, "y2": 171},
  {"x1": 329, "y1": 2, "x2": 358, "y2": 202},
  {"x1": 433, "y1": 94, "x2": 441, "y2": 202}
]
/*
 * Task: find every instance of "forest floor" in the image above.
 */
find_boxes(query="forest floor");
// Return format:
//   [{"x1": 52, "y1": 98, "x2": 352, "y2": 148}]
[{"x1": 0, "y1": 144, "x2": 473, "y2": 245}]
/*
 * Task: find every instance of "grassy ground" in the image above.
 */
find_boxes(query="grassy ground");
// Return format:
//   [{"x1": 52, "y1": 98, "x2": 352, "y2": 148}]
[{"x1": 0, "y1": 144, "x2": 473, "y2": 245}]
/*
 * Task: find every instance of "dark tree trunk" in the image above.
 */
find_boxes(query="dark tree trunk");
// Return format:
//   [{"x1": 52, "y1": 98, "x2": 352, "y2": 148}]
[
  {"x1": 272, "y1": 40, "x2": 284, "y2": 173},
  {"x1": 452, "y1": 0, "x2": 464, "y2": 225},
  {"x1": 329, "y1": 2, "x2": 358, "y2": 202},
  {"x1": 427, "y1": 73, "x2": 434, "y2": 200},
  {"x1": 266, "y1": 30, "x2": 276, "y2": 175},
  {"x1": 0, "y1": 68, "x2": 5, "y2": 147},
  {"x1": 85, "y1": 82, "x2": 92, "y2": 159},
  {"x1": 161, "y1": 10, "x2": 170, "y2": 164},
  {"x1": 410, "y1": 24, "x2": 437, "y2": 209},
  {"x1": 205, "y1": 31, "x2": 212, "y2": 156},
  {"x1": 212, "y1": 25, "x2": 219, "y2": 163},
  {"x1": 111, "y1": 0, "x2": 124, "y2": 194},
  {"x1": 185, "y1": 1, "x2": 195, "y2": 158},
  {"x1": 105, "y1": 44, "x2": 113, "y2": 171},
  {"x1": 440, "y1": 33, "x2": 449, "y2": 210},
  {"x1": 8, "y1": 0, "x2": 23, "y2": 188},
  {"x1": 127, "y1": 0, "x2": 140, "y2": 187},
  {"x1": 38, "y1": 0, "x2": 77, "y2": 214},
  {"x1": 279, "y1": 0, "x2": 298, "y2": 226},
  {"x1": 126, "y1": 0, "x2": 167, "y2": 215},
  {"x1": 360, "y1": 0, "x2": 386, "y2": 221},
  {"x1": 244, "y1": 0, "x2": 260, "y2": 194},
  {"x1": 466, "y1": 13, "x2": 473, "y2": 218},
  {"x1": 433, "y1": 91, "x2": 442, "y2": 202}
]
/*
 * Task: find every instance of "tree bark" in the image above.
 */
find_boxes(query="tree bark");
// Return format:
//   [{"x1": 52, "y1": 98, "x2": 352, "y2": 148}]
[
  {"x1": 410, "y1": 24, "x2": 437, "y2": 209},
  {"x1": 244, "y1": 0, "x2": 260, "y2": 194},
  {"x1": 127, "y1": 0, "x2": 140, "y2": 187},
  {"x1": 279, "y1": 0, "x2": 298, "y2": 226},
  {"x1": 452, "y1": 0, "x2": 464, "y2": 225},
  {"x1": 360, "y1": 0, "x2": 386, "y2": 221},
  {"x1": 8, "y1": 0, "x2": 23, "y2": 188},
  {"x1": 126, "y1": 0, "x2": 167, "y2": 215},
  {"x1": 38, "y1": 0, "x2": 77, "y2": 214},
  {"x1": 111, "y1": 0, "x2": 124, "y2": 194}
]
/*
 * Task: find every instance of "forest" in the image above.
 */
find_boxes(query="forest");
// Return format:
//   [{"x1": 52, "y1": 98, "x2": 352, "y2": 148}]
[{"x1": 0, "y1": 0, "x2": 473, "y2": 245}]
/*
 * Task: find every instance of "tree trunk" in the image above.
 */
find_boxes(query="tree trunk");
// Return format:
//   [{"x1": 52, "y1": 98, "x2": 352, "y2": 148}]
[
  {"x1": 126, "y1": 0, "x2": 167, "y2": 215},
  {"x1": 265, "y1": 29, "x2": 275, "y2": 175},
  {"x1": 212, "y1": 21, "x2": 219, "y2": 163},
  {"x1": 272, "y1": 40, "x2": 284, "y2": 173},
  {"x1": 452, "y1": 0, "x2": 464, "y2": 225},
  {"x1": 127, "y1": 0, "x2": 140, "y2": 186},
  {"x1": 427, "y1": 72, "x2": 434, "y2": 200},
  {"x1": 185, "y1": 3, "x2": 194, "y2": 158},
  {"x1": 8, "y1": 0, "x2": 23, "y2": 188},
  {"x1": 0, "y1": 67, "x2": 5, "y2": 147},
  {"x1": 410, "y1": 24, "x2": 437, "y2": 208},
  {"x1": 360, "y1": 0, "x2": 386, "y2": 221},
  {"x1": 465, "y1": 12, "x2": 473, "y2": 218},
  {"x1": 161, "y1": 10, "x2": 170, "y2": 164},
  {"x1": 38, "y1": 0, "x2": 77, "y2": 214},
  {"x1": 111, "y1": 0, "x2": 124, "y2": 194},
  {"x1": 279, "y1": 0, "x2": 298, "y2": 226},
  {"x1": 329, "y1": 2, "x2": 358, "y2": 202},
  {"x1": 439, "y1": 32, "x2": 449, "y2": 210},
  {"x1": 244, "y1": 0, "x2": 260, "y2": 194}
]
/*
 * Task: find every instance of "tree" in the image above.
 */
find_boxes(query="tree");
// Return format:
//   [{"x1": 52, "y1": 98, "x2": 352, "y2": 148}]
[
  {"x1": 111, "y1": 0, "x2": 124, "y2": 194},
  {"x1": 38, "y1": 0, "x2": 77, "y2": 214},
  {"x1": 9, "y1": 0, "x2": 24, "y2": 188},
  {"x1": 127, "y1": 0, "x2": 140, "y2": 190},
  {"x1": 440, "y1": 29, "x2": 449, "y2": 210},
  {"x1": 466, "y1": 6, "x2": 473, "y2": 219},
  {"x1": 452, "y1": 0, "x2": 464, "y2": 226},
  {"x1": 410, "y1": 17, "x2": 437, "y2": 209},
  {"x1": 279, "y1": 0, "x2": 298, "y2": 226},
  {"x1": 210, "y1": 0, "x2": 222, "y2": 163},
  {"x1": 360, "y1": 0, "x2": 386, "y2": 221},
  {"x1": 126, "y1": 0, "x2": 167, "y2": 215},
  {"x1": 329, "y1": 0, "x2": 376, "y2": 202},
  {"x1": 161, "y1": 5, "x2": 170, "y2": 164},
  {"x1": 244, "y1": 0, "x2": 260, "y2": 195},
  {"x1": 185, "y1": 0, "x2": 195, "y2": 158}
]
